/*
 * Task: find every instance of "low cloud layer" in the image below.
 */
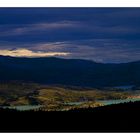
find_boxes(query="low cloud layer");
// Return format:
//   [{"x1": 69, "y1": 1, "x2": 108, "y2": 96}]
[
  {"x1": 0, "y1": 48, "x2": 70, "y2": 57},
  {"x1": 0, "y1": 39, "x2": 140, "y2": 63}
]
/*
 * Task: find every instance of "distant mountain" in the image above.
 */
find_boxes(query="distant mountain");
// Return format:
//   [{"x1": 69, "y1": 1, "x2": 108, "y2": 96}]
[{"x1": 0, "y1": 55, "x2": 140, "y2": 87}]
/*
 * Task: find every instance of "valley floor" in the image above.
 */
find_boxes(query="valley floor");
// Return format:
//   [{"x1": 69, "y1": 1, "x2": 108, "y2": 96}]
[{"x1": 0, "y1": 81, "x2": 140, "y2": 111}]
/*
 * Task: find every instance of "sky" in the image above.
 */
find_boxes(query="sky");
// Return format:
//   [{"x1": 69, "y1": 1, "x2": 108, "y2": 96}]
[{"x1": 0, "y1": 8, "x2": 140, "y2": 63}]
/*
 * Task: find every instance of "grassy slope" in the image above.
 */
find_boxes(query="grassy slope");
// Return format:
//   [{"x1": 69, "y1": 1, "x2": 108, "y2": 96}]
[{"x1": 0, "y1": 81, "x2": 137, "y2": 110}]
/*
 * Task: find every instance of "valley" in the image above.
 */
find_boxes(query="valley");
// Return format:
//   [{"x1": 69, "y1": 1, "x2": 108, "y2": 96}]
[{"x1": 0, "y1": 81, "x2": 140, "y2": 111}]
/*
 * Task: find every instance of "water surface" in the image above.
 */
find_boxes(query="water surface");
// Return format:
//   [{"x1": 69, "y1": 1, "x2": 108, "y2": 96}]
[
  {"x1": 1, "y1": 105, "x2": 43, "y2": 111},
  {"x1": 97, "y1": 98, "x2": 140, "y2": 105}
]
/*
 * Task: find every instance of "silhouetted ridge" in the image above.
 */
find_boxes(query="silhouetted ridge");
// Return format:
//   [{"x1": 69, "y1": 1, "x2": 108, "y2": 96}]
[{"x1": 0, "y1": 56, "x2": 140, "y2": 87}]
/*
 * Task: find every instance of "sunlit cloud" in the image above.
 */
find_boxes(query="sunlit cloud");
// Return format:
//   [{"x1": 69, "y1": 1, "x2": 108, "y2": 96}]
[
  {"x1": 30, "y1": 39, "x2": 140, "y2": 63},
  {"x1": 1, "y1": 39, "x2": 140, "y2": 63},
  {"x1": 0, "y1": 48, "x2": 70, "y2": 57}
]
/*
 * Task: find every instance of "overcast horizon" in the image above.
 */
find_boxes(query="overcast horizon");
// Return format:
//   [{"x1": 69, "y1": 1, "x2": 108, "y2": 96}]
[{"x1": 0, "y1": 8, "x2": 140, "y2": 63}]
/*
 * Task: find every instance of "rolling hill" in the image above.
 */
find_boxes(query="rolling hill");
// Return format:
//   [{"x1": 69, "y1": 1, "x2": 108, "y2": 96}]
[{"x1": 0, "y1": 55, "x2": 140, "y2": 87}]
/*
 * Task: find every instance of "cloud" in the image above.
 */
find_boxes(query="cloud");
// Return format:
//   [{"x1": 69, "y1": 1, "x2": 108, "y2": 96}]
[
  {"x1": 0, "y1": 8, "x2": 140, "y2": 63},
  {"x1": 30, "y1": 39, "x2": 140, "y2": 63},
  {"x1": 0, "y1": 48, "x2": 70, "y2": 57},
  {"x1": 0, "y1": 18, "x2": 138, "y2": 40},
  {"x1": 0, "y1": 21, "x2": 80, "y2": 36},
  {"x1": 1, "y1": 39, "x2": 140, "y2": 63},
  {"x1": 0, "y1": 8, "x2": 140, "y2": 42}
]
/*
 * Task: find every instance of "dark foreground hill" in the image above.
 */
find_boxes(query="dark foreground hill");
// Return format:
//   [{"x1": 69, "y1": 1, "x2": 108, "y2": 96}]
[
  {"x1": 69, "y1": 100, "x2": 140, "y2": 112},
  {"x1": 1, "y1": 55, "x2": 140, "y2": 87},
  {"x1": 1, "y1": 101, "x2": 140, "y2": 132}
]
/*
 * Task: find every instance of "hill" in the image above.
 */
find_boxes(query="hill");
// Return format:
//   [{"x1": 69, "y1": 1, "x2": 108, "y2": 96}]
[
  {"x1": 0, "y1": 82, "x2": 131, "y2": 110},
  {"x1": 1, "y1": 101, "x2": 140, "y2": 132},
  {"x1": 0, "y1": 55, "x2": 140, "y2": 87}
]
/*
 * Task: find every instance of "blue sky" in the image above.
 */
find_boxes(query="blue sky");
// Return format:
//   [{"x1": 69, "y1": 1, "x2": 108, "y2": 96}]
[{"x1": 0, "y1": 8, "x2": 140, "y2": 63}]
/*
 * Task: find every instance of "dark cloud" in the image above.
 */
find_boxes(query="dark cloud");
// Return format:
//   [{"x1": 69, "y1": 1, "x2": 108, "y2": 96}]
[
  {"x1": 0, "y1": 8, "x2": 140, "y2": 63},
  {"x1": 0, "y1": 39, "x2": 140, "y2": 63}
]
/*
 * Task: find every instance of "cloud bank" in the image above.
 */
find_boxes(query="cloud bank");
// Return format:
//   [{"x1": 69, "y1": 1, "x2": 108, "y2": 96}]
[
  {"x1": 0, "y1": 48, "x2": 70, "y2": 57},
  {"x1": 0, "y1": 39, "x2": 140, "y2": 63},
  {"x1": 0, "y1": 8, "x2": 140, "y2": 63}
]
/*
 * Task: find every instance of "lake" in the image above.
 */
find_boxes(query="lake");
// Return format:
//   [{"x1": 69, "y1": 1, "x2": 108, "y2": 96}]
[
  {"x1": 97, "y1": 98, "x2": 140, "y2": 105},
  {"x1": 64, "y1": 102, "x2": 85, "y2": 105},
  {"x1": 1, "y1": 105, "x2": 43, "y2": 111},
  {"x1": 113, "y1": 85, "x2": 134, "y2": 90},
  {"x1": 64, "y1": 98, "x2": 140, "y2": 106},
  {"x1": 1, "y1": 98, "x2": 140, "y2": 111}
]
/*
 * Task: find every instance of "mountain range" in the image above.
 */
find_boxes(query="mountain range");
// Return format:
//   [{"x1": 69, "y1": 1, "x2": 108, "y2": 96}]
[{"x1": 0, "y1": 55, "x2": 140, "y2": 88}]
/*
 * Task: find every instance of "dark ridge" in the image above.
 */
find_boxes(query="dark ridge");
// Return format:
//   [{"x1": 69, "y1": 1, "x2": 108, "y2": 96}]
[
  {"x1": 1, "y1": 101, "x2": 140, "y2": 132},
  {"x1": 1, "y1": 55, "x2": 140, "y2": 87}
]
